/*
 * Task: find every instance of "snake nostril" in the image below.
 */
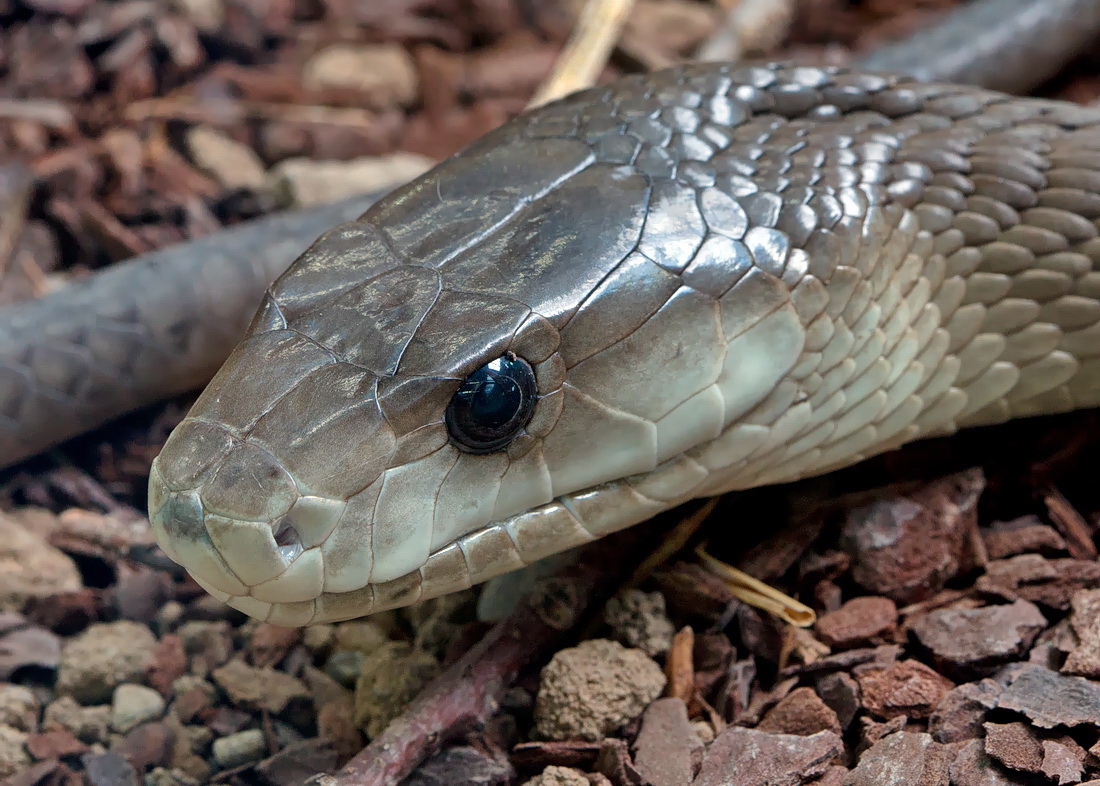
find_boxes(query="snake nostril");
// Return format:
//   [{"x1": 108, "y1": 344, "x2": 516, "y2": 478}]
[{"x1": 273, "y1": 518, "x2": 303, "y2": 563}]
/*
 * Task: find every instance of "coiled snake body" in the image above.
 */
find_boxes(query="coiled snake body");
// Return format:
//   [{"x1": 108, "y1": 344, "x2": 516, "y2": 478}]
[{"x1": 149, "y1": 62, "x2": 1100, "y2": 626}]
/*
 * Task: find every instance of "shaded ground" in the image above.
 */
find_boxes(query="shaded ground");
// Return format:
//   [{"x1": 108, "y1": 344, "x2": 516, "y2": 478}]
[{"x1": 0, "y1": 0, "x2": 1098, "y2": 784}]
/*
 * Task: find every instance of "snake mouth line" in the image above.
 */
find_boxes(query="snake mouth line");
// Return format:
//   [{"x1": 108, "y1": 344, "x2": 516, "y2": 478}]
[{"x1": 187, "y1": 465, "x2": 671, "y2": 627}]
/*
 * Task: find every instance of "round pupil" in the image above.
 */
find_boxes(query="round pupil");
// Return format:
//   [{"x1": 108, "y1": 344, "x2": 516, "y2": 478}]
[{"x1": 445, "y1": 355, "x2": 537, "y2": 453}]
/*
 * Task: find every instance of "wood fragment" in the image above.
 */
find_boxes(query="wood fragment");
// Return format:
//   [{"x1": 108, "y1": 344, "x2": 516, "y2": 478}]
[
  {"x1": 666, "y1": 626, "x2": 695, "y2": 704},
  {"x1": 1042, "y1": 486, "x2": 1097, "y2": 560}
]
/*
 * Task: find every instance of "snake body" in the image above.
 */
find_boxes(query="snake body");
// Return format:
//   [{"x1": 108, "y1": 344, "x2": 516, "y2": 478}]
[
  {"x1": 146, "y1": 61, "x2": 1100, "y2": 626},
  {"x1": 0, "y1": 0, "x2": 1094, "y2": 470}
]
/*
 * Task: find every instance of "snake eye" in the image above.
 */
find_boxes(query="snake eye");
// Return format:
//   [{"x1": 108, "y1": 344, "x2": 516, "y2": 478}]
[{"x1": 445, "y1": 354, "x2": 538, "y2": 453}]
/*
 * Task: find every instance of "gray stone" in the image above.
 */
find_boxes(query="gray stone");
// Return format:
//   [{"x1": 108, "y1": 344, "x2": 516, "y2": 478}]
[
  {"x1": 112, "y1": 683, "x2": 166, "y2": 733},
  {"x1": 212, "y1": 728, "x2": 266, "y2": 769}
]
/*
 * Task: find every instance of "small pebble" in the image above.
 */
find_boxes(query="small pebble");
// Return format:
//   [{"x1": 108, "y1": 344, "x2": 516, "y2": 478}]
[
  {"x1": 325, "y1": 650, "x2": 365, "y2": 688},
  {"x1": 910, "y1": 600, "x2": 1046, "y2": 676},
  {"x1": 269, "y1": 153, "x2": 433, "y2": 208},
  {"x1": 171, "y1": 729, "x2": 212, "y2": 784},
  {"x1": 333, "y1": 620, "x2": 390, "y2": 655},
  {"x1": 186, "y1": 126, "x2": 267, "y2": 191},
  {"x1": 302, "y1": 624, "x2": 335, "y2": 656},
  {"x1": 847, "y1": 731, "x2": 953, "y2": 786},
  {"x1": 633, "y1": 698, "x2": 702, "y2": 786},
  {"x1": 983, "y1": 721, "x2": 1043, "y2": 773},
  {"x1": 0, "y1": 724, "x2": 29, "y2": 778},
  {"x1": 148, "y1": 633, "x2": 187, "y2": 694},
  {"x1": 56, "y1": 621, "x2": 157, "y2": 703},
  {"x1": 353, "y1": 641, "x2": 440, "y2": 738},
  {"x1": 534, "y1": 639, "x2": 666, "y2": 742},
  {"x1": 522, "y1": 765, "x2": 591, "y2": 786},
  {"x1": 758, "y1": 687, "x2": 842, "y2": 737},
  {"x1": 694, "y1": 727, "x2": 842, "y2": 786},
  {"x1": 997, "y1": 664, "x2": 1100, "y2": 729},
  {"x1": 814, "y1": 596, "x2": 897, "y2": 649},
  {"x1": 842, "y1": 469, "x2": 983, "y2": 604},
  {"x1": 1063, "y1": 589, "x2": 1100, "y2": 677},
  {"x1": 153, "y1": 601, "x2": 184, "y2": 635},
  {"x1": 0, "y1": 684, "x2": 39, "y2": 731},
  {"x1": 170, "y1": 0, "x2": 223, "y2": 30},
  {"x1": 111, "y1": 683, "x2": 166, "y2": 733},
  {"x1": 176, "y1": 621, "x2": 233, "y2": 676},
  {"x1": 692, "y1": 720, "x2": 715, "y2": 744},
  {"x1": 144, "y1": 766, "x2": 201, "y2": 786},
  {"x1": 302, "y1": 664, "x2": 350, "y2": 708},
  {"x1": 929, "y1": 679, "x2": 1001, "y2": 743},
  {"x1": 82, "y1": 750, "x2": 138, "y2": 786},
  {"x1": 43, "y1": 696, "x2": 111, "y2": 744},
  {"x1": 211, "y1": 659, "x2": 310, "y2": 716},
  {"x1": 302, "y1": 43, "x2": 419, "y2": 106},
  {"x1": 172, "y1": 675, "x2": 217, "y2": 704},
  {"x1": 983, "y1": 515, "x2": 1067, "y2": 559},
  {"x1": 183, "y1": 724, "x2": 213, "y2": 754},
  {"x1": 604, "y1": 589, "x2": 675, "y2": 656},
  {"x1": 212, "y1": 728, "x2": 266, "y2": 769},
  {"x1": 856, "y1": 659, "x2": 955, "y2": 720},
  {"x1": 26, "y1": 729, "x2": 87, "y2": 760},
  {"x1": 0, "y1": 512, "x2": 81, "y2": 611}
]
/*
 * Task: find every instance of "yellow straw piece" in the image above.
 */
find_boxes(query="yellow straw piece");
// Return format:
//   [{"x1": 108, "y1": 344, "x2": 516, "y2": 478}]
[
  {"x1": 695, "y1": 544, "x2": 817, "y2": 627},
  {"x1": 527, "y1": 0, "x2": 638, "y2": 109}
]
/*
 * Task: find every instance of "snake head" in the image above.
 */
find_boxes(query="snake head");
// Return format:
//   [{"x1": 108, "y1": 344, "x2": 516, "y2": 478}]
[{"x1": 149, "y1": 63, "x2": 946, "y2": 625}]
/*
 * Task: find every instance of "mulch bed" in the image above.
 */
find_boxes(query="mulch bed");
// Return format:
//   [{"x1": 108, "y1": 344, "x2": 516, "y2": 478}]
[{"x1": 0, "y1": 0, "x2": 1098, "y2": 784}]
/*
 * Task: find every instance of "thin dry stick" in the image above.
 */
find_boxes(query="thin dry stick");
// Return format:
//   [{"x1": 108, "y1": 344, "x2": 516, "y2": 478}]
[
  {"x1": 308, "y1": 528, "x2": 651, "y2": 786},
  {"x1": 527, "y1": 0, "x2": 637, "y2": 108},
  {"x1": 623, "y1": 497, "x2": 719, "y2": 591}
]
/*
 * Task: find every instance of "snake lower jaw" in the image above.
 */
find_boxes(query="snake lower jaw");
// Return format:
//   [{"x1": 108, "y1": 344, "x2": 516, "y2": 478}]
[{"x1": 148, "y1": 445, "x2": 690, "y2": 625}]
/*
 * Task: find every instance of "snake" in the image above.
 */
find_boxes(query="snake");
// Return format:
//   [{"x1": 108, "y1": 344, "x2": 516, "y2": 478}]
[{"x1": 6, "y1": 0, "x2": 1100, "y2": 626}]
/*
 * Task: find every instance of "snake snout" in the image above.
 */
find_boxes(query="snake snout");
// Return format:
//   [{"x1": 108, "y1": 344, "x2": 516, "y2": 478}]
[{"x1": 149, "y1": 420, "x2": 353, "y2": 621}]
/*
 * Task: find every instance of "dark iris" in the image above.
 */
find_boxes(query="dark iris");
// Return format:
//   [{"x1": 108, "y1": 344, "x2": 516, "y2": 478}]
[{"x1": 445, "y1": 354, "x2": 538, "y2": 453}]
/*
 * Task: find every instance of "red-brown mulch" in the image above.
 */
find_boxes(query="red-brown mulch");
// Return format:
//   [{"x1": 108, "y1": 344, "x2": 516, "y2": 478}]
[{"x1": 0, "y1": 1, "x2": 1098, "y2": 785}]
